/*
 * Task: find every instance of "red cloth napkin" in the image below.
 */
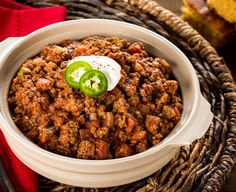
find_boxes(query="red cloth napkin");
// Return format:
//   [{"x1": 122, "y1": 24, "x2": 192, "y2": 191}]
[
  {"x1": 0, "y1": 0, "x2": 67, "y2": 41},
  {"x1": 0, "y1": 1, "x2": 67, "y2": 191},
  {"x1": 0, "y1": 131, "x2": 38, "y2": 192}
]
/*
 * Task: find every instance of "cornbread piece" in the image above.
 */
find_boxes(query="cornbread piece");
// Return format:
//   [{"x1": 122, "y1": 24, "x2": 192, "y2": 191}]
[
  {"x1": 182, "y1": 0, "x2": 236, "y2": 47},
  {"x1": 208, "y1": 0, "x2": 236, "y2": 23}
]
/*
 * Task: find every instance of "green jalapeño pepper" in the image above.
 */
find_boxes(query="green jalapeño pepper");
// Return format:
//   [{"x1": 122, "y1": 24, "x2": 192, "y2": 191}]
[
  {"x1": 79, "y1": 69, "x2": 108, "y2": 97},
  {"x1": 64, "y1": 61, "x2": 92, "y2": 88}
]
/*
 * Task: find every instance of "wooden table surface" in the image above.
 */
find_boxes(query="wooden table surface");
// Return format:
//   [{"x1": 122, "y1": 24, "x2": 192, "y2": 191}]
[{"x1": 218, "y1": 43, "x2": 236, "y2": 192}]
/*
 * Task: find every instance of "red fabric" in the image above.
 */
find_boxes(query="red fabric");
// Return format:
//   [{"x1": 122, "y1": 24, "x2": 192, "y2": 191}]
[
  {"x1": 0, "y1": 0, "x2": 67, "y2": 41},
  {"x1": 0, "y1": 0, "x2": 31, "y2": 10},
  {"x1": 0, "y1": 131, "x2": 38, "y2": 192},
  {"x1": 0, "y1": 1, "x2": 67, "y2": 191}
]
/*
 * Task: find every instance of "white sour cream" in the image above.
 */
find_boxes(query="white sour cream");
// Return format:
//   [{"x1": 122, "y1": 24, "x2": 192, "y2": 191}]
[{"x1": 68, "y1": 56, "x2": 121, "y2": 91}]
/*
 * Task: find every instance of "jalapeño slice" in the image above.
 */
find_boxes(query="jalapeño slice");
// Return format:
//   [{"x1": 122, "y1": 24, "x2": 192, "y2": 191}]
[
  {"x1": 79, "y1": 69, "x2": 108, "y2": 97},
  {"x1": 64, "y1": 61, "x2": 92, "y2": 88}
]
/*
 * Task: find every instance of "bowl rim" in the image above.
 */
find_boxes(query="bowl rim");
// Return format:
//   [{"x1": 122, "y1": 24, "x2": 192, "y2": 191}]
[{"x1": 0, "y1": 19, "x2": 200, "y2": 165}]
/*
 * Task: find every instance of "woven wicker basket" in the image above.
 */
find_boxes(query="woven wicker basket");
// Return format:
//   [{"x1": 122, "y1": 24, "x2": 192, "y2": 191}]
[{"x1": 22, "y1": 0, "x2": 236, "y2": 191}]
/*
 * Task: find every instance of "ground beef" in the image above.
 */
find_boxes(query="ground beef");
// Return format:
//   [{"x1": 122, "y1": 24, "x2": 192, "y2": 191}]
[{"x1": 8, "y1": 36, "x2": 182, "y2": 160}]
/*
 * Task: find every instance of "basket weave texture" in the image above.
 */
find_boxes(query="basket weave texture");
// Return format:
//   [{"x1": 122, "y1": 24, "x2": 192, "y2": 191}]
[{"x1": 23, "y1": 0, "x2": 236, "y2": 191}]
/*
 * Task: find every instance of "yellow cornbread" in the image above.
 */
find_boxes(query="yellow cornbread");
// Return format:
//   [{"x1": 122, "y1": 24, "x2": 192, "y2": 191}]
[
  {"x1": 182, "y1": 0, "x2": 235, "y2": 47},
  {"x1": 208, "y1": 0, "x2": 236, "y2": 23}
]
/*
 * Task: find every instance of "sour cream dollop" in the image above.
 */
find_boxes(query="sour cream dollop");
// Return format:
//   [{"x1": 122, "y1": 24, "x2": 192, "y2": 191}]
[{"x1": 68, "y1": 56, "x2": 121, "y2": 91}]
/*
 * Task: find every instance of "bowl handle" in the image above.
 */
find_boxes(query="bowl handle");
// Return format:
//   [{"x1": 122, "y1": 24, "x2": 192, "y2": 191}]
[
  {"x1": 170, "y1": 95, "x2": 213, "y2": 147},
  {"x1": 0, "y1": 37, "x2": 23, "y2": 131},
  {"x1": 0, "y1": 37, "x2": 23, "y2": 63}
]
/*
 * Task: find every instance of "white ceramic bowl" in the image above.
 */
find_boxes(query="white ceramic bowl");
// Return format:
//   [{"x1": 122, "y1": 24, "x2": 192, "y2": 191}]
[{"x1": 0, "y1": 19, "x2": 213, "y2": 188}]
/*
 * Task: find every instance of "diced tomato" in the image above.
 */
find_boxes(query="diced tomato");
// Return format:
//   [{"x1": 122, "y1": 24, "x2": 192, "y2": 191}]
[
  {"x1": 131, "y1": 131, "x2": 147, "y2": 141},
  {"x1": 95, "y1": 141, "x2": 110, "y2": 160},
  {"x1": 173, "y1": 107, "x2": 181, "y2": 122},
  {"x1": 115, "y1": 143, "x2": 132, "y2": 158},
  {"x1": 75, "y1": 46, "x2": 88, "y2": 55},
  {"x1": 126, "y1": 116, "x2": 136, "y2": 133},
  {"x1": 107, "y1": 52, "x2": 116, "y2": 60},
  {"x1": 127, "y1": 43, "x2": 143, "y2": 54}
]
